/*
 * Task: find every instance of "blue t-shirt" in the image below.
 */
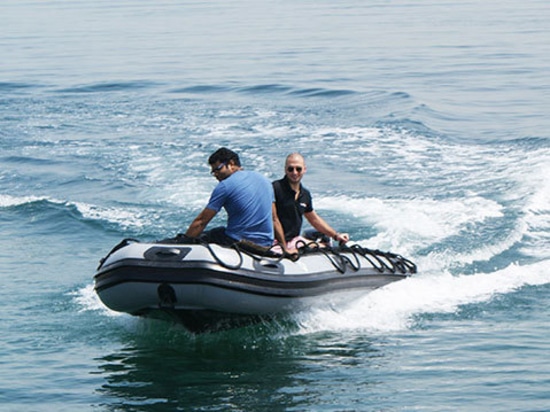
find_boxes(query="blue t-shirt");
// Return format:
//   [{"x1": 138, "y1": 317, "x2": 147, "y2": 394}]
[{"x1": 206, "y1": 170, "x2": 274, "y2": 247}]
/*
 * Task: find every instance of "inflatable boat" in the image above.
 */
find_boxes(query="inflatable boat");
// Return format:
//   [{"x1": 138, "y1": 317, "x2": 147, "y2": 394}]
[{"x1": 94, "y1": 238, "x2": 416, "y2": 332}]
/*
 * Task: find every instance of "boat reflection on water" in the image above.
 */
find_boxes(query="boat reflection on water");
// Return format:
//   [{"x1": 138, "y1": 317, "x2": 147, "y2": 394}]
[{"x1": 94, "y1": 323, "x2": 386, "y2": 410}]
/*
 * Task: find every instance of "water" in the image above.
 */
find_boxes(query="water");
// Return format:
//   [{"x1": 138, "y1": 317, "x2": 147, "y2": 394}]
[{"x1": 1, "y1": 0, "x2": 549, "y2": 410}]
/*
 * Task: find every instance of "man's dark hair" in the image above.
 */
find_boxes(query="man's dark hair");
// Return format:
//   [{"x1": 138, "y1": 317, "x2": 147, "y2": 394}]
[{"x1": 208, "y1": 147, "x2": 241, "y2": 167}]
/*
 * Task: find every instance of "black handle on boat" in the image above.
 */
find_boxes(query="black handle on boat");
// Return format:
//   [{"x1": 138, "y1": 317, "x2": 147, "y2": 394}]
[{"x1": 97, "y1": 238, "x2": 140, "y2": 270}]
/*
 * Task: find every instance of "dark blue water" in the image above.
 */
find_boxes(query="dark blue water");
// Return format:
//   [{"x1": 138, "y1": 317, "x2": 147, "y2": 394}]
[{"x1": 1, "y1": 0, "x2": 549, "y2": 411}]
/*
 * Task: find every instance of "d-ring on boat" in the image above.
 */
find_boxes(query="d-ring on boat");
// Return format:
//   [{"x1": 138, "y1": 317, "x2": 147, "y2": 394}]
[{"x1": 94, "y1": 237, "x2": 416, "y2": 333}]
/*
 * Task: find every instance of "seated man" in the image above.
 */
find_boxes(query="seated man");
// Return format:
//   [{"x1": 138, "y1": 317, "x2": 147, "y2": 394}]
[
  {"x1": 273, "y1": 153, "x2": 349, "y2": 252},
  {"x1": 185, "y1": 147, "x2": 281, "y2": 248}
]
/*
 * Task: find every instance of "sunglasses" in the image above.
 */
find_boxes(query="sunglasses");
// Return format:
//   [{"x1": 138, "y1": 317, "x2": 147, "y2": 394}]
[
  {"x1": 210, "y1": 162, "x2": 227, "y2": 175},
  {"x1": 287, "y1": 166, "x2": 303, "y2": 173}
]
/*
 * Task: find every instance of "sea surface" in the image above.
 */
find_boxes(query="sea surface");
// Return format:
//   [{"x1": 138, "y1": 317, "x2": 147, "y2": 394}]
[{"x1": 1, "y1": 0, "x2": 549, "y2": 411}]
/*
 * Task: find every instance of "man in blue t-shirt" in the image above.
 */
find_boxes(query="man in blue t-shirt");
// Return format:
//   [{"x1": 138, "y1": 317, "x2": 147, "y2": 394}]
[{"x1": 185, "y1": 147, "x2": 285, "y2": 248}]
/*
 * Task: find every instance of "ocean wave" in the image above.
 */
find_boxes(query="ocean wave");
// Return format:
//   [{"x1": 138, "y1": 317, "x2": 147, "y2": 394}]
[
  {"x1": 1, "y1": 155, "x2": 61, "y2": 166},
  {"x1": 169, "y1": 82, "x2": 357, "y2": 98},
  {"x1": 56, "y1": 80, "x2": 160, "y2": 94},
  {"x1": 286, "y1": 87, "x2": 356, "y2": 98},
  {"x1": 0, "y1": 194, "x2": 49, "y2": 208},
  {"x1": 170, "y1": 84, "x2": 234, "y2": 94},
  {"x1": 0, "y1": 81, "x2": 44, "y2": 92},
  {"x1": 239, "y1": 84, "x2": 294, "y2": 94},
  {"x1": 0, "y1": 194, "x2": 147, "y2": 233}
]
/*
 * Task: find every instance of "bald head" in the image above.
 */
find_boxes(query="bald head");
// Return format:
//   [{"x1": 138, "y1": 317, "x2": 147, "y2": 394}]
[
  {"x1": 285, "y1": 153, "x2": 305, "y2": 167},
  {"x1": 284, "y1": 153, "x2": 306, "y2": 185}
]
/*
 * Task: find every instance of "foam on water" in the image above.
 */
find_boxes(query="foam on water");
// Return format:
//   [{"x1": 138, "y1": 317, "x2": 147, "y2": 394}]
[
  {"x1": 74, "y1": 201, "x2": 147, "y2": 230},
  {"x1": 72, "y1": 284, "x2": 113, "y2": 315},
  {"x1": 519, "y1": 162, "x2": 550, "y2": 258},
  {"x1": 295, "y1": 260, "x2": 550, "y2": 335},
  {"x1": 0, "y1": 193, "x2": 45, "y2": 207},
  {"x1": 315, "y1": 194, "x2": 504, "y2": 253}
]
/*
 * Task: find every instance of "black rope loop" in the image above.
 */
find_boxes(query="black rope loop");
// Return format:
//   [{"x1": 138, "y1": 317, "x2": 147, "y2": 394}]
[
  {"x1": 291, "y1": 240, "x2": 347, "y2": 273},
  {"x1": 319, "y1": 247, "x2": 347, "y2": 274},
  {"x1": 373, "y1": 250, "x2": 397, "y2": 273},
  {"x1": 349, "y1": 245, "x2": 416, "y2": 275},
  {"x1": 203, "y1": 242, "x2": 244, "y2": 270},
  {"x1": 336, "y1": 245, "x2": 362, "y2": 272},
  {"x1": 348, "y1": 244, "x2": 385, "y2": 273},
  {"x1": 385, "y1": 252, "x2": 409, "y2": 273},
  {"x1": 234, "y1": 242, "x2": 286, "y2": 265},
  {"x1": 399, "y1": 256, "x2": 417, "y2": 274}
]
